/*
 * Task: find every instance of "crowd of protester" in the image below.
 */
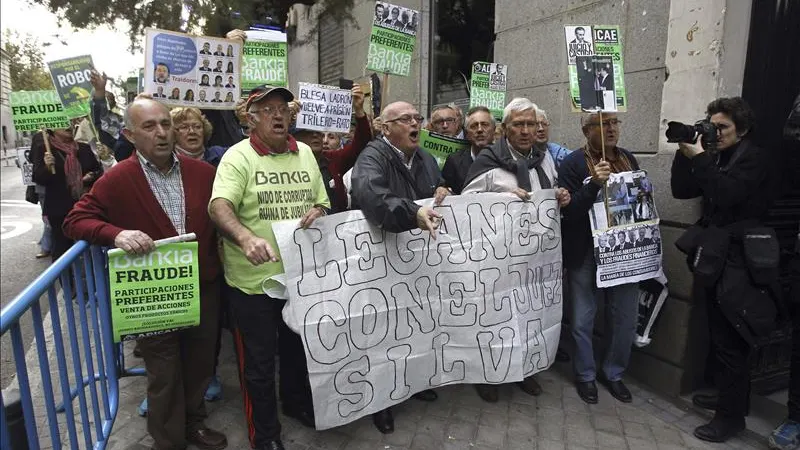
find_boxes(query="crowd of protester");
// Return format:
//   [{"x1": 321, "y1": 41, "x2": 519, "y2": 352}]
[{"x1": 23, "y1": 27, "x2": 796, "y2": 450}]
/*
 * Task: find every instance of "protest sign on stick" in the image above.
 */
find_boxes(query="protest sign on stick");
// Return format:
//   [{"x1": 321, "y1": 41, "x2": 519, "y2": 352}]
[
  {"x1": 588, "y1": 170, "x2": 664, "y2": 288},
  {"x1": 16, "y1": 147, "x2": 34, "y2": 186},
  {"x1": 366, "y1": 2, "x2": 419, "y2": 77},
  {"x1": 9, "y1": 90, "x2": 70, "y2": 132},
  {"x1": 564, "y1": 25, "x2": 627, "y2": 112},
  {"x1": 144, "y1": 28, "x2": 242, "y2": 109},
  {"x1": 470, "y1": 62, "x2": 508, "y2": 120},
  {"x1": 107, "y1": 241, "x2": 201, "y2": 342},
  {"x1": 296, "y1": 83, "x2": 353, "y2": 133},
  {"x1": 47, "y1": 55, "x2": 94, "y2": 119},
  {"x1": 418, "y1": 129, "x2": 470, "y2": 169},
  {"x1": 274, "y1": 192, "x2": 563, "y2": 429},
  {"x1": 242, "y1": 28, "x2": 288, "y2": 95}
]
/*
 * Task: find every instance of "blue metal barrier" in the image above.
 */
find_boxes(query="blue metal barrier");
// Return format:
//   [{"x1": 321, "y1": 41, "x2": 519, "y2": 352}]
[{"x1": 0, "y1": 242, "x2": 122, "y2": 450}]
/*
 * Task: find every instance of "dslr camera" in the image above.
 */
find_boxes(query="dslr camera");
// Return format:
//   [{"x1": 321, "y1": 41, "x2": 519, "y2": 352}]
[{"x1": 665, "y1": 119, "x2": 718, "y2": 150}]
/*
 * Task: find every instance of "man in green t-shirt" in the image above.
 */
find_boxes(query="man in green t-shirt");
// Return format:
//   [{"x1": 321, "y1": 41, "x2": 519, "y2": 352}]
[{"x1": 209, "y1": 85, "x2": 330, "y2": 450}]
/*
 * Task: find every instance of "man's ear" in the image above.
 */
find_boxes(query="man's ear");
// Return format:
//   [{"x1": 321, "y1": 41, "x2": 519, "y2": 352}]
[{"x1": 122, "y1": 128, "x2": 135, "y2": 144}]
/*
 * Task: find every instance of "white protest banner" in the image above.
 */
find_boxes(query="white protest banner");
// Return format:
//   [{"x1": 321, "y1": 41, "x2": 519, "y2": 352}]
[
  {"x1": 144, "y1": 28, "x2": 242, "y2": 109},
  {"x1": 296, "y1": 82, "x2": 353, "y2": 133},
  {"x1": 274, "y1": 192, "x2": 563, "y2": 429},
  {"x1": 589, "y1": 170, "x2": 664, "y2": 288}
]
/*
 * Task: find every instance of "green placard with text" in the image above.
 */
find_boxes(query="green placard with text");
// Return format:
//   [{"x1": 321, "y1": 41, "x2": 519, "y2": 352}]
[
  {"x1": 419, "y1": 129, "x2": 470, "y2": 169},
  {"x1": 366, "y1": 2, "x2": 419, "y2": 77},
  {"x1": 470, "y1": 62, "x2": 508, "y2": 120},
  {"x1": 9, "y1": 90, "x2": 70, "y2": 131},
  {"x1": 108, "y1": 242, "x2": 200, "y2": 342},
  {"x1": 242, "y1": 40, "x2": 288, "y2": 93}
]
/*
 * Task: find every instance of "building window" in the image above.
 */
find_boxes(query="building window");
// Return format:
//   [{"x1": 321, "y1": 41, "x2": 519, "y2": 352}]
[
  {"x1": 318, "y1": 14, "x2": 344, "y2": 86},
  {"x1": 429, "y1": 0, "x2": 496, "y2": 113}
]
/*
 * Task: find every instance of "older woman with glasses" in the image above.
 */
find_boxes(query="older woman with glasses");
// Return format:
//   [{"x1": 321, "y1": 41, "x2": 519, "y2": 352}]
[{"x1": 171, "y1": 107, "x2": 227, "y2": 167}]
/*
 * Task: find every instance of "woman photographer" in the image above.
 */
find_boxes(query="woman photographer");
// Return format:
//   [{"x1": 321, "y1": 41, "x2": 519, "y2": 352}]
[{"x1": 671, "y1": 97, "x2": 779, "y2": 443}]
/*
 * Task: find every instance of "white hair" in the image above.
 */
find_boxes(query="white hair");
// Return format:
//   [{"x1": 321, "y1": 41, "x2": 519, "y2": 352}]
[
  {"x1": 535, "y1": 107, "x2": 549, "y2": 122},
  {"x1": 502, "y1": 98, "x2": 538, "y2": 124}
]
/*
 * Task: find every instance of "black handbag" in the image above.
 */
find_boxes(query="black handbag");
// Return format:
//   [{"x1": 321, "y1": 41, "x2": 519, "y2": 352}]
[{"x1": 25, "y1": 185, "x2": 38, "y2": 205}]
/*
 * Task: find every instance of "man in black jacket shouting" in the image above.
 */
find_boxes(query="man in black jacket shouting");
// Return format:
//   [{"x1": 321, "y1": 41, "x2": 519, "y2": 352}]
[{"x1": 351, "y1": 100, "x2": 449, "y2": 434}]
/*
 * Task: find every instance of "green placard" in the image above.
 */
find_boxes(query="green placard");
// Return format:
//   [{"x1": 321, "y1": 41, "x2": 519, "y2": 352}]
[
  {"x1": 419, "y1": 129, "x2": 470, "y2": 169},
  {"x1": 8, "y1": 90, "x2": 70, "y2": 131},
  {"x1": 47, "y1": 55, "x2": 94, "y2": 119},
  {"x1": 242, "y1": 40, "x2": 288, "y2": 93},
  {"x1": 108, "y1": 242, "x2": 200, "y2": 342},
  {"x1": 366, "y1": 9, "x2": 417, "y2": 77},
  {"x1": 470, "y1": 62, "x2": 508, "y2": 120},
  {"x1": 564, "y1": 25, "x2": 626, "y2": 112}
]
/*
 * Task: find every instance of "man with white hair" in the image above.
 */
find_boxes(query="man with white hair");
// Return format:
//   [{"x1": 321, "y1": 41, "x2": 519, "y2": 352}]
[
  {"x1": 460, "y1": 98, "x2": 571, "y2": 402},
  {"x1": 532, "y1": 107, "x2": 572, "y2": 170}
]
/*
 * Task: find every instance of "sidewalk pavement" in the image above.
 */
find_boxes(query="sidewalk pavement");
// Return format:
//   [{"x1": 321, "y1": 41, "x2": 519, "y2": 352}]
[{"x1": 105, "y1": 334, "x2": 768, "y2": 450}]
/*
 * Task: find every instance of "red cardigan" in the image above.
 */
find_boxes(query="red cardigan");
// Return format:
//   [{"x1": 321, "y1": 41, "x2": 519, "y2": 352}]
[
  {"x1": 322, "y1": 114, "x2": 372, "y2": 209},
  {"x1": 63, "y1": 153, "x2": 221, "y2": 283}
]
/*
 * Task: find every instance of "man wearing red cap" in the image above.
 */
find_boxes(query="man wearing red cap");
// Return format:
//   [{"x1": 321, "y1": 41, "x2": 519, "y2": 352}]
[{"x1": 209, "y1": 85, "x2": 330, "y2": 450}]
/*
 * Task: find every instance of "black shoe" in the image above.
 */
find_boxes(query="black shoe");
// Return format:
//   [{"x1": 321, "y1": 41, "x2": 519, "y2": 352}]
[
  {"x1": 517, "y1": 375, "x2": 543, "y2": 396},
  {"x1": 576, "y1": 381, "x2": 598, "y2": 404},
  {"x1": 261, "y1": 440, "x2": 285, "y2": 450},
  {"x1": 475, "y1": 384, "x2": 499, "y2": 403},
  {"x1": 692, "y1": 393, "x2": 718, "y2": 410},
  {"x1": 373, "y1": 409, "x2": 394, "y2": 434},
  {"x1": 693, "y1": 416, "x2": 745, "y2": 443},
  {"x1": 412, "y1": 389, "x2": 438, "y2": 402},
  {"x1": 283, "y1": 407, "x2": 315, "y2": 428},
  {"x1": 600, "y1": 379, "x2": 632, "y2": 403},
  {"x1": 555, "y1": 348, "x2": 570, "y2": 362}
]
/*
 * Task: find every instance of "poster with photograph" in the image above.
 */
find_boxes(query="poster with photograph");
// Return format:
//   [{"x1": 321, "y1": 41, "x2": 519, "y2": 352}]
[
  {"x1": 469, "y1": 62, "x2": 508, "y2": 120},
  {"x1": 144, "y1": 28, "x2": 242, "y2": 109},
  {"x1": 366, "y1": 2, "x2": 419, "y2": 76},
  {"x1": 564, "y1": 25, "x2": 627, "y2": 112},
  {"x1": 589, "y1": 170, "x2": 663, "y2": 288},
  {"x1": 242, "y1": 28, "x2": 288, "y2": 95}
]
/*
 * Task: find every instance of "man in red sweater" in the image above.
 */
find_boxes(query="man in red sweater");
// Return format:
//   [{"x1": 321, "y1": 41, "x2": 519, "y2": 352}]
[
  {"x1": 63, "y1": 98, "x2": 227, "y2": 450},
  {"x1": 291, "y1": 84, "x2": 372, "y2": 212}
]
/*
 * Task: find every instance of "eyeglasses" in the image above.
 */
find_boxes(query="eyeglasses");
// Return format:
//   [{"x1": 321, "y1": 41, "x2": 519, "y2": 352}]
[
  {"x1": 385, "y1": 114, "x2": 424, "y2": 125},
  {"x1": 176, "y1": 123, "x2": 204, "y2": 132},
  {"x1": 251, "y1": 105, "x2": 291, "y2": 116},
  {"x1": 432, "y1": 117, "x2": 457, "y2": 126},
  {"x1": 587, "y1": 119, "x2": 622, "y2": 128}
]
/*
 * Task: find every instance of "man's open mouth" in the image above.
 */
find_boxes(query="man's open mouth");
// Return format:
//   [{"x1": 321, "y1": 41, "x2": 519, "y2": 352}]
[{"x1": 409, "y1": 131, "x2": 419, "y2": 139}]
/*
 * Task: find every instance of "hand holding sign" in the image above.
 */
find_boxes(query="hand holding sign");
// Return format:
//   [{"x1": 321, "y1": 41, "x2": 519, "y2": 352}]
[
  {"x1": 114, "y1": 230, "x2": 156, "y2": 255},
  {"x1": 415, "y1": 206, "x2": 442, "y2": 239},
  {"x1": 90, "y1": 69, "x2": 108, "y2": 98},
  {"x1": 352, "y1": 85, "x2": 366, "y2": 118},
  {"x1": 591, "y1": 161, "x2": 612, "y2": 186}
]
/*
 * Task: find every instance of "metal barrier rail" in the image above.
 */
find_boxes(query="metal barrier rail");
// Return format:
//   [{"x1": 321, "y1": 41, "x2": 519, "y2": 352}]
[{"x1": 0, "y1": 242, "x2": 120, "y2": 450}]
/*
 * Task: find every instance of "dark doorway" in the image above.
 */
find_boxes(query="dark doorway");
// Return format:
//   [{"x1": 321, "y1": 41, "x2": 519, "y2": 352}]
[{"x1": 741, "y1": 0, "x2": 800, "y2": 395}]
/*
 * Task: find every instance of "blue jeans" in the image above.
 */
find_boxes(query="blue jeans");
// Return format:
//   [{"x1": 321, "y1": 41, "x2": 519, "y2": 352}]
[{"x1": 569, "y1": 252, "x2": 639, "y2": 383}]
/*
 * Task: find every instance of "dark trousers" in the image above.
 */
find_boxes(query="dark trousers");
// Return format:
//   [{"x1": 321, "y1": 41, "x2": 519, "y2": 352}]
[
  {"x1": 706, "y1": 286, "x2": 751, "y2": 420},
  {"x1": 49, "y1": 214, "x2": 73, "y2": 261},
  {"x1": 228, "y1": 286, "x2": 312, "y2": 446},
  {"x1": 789, "y1": 303, "x2": 800, "y2": 421},
  {"x1": 138, "y1": 279, "x2": 221, "y2": 450}
]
